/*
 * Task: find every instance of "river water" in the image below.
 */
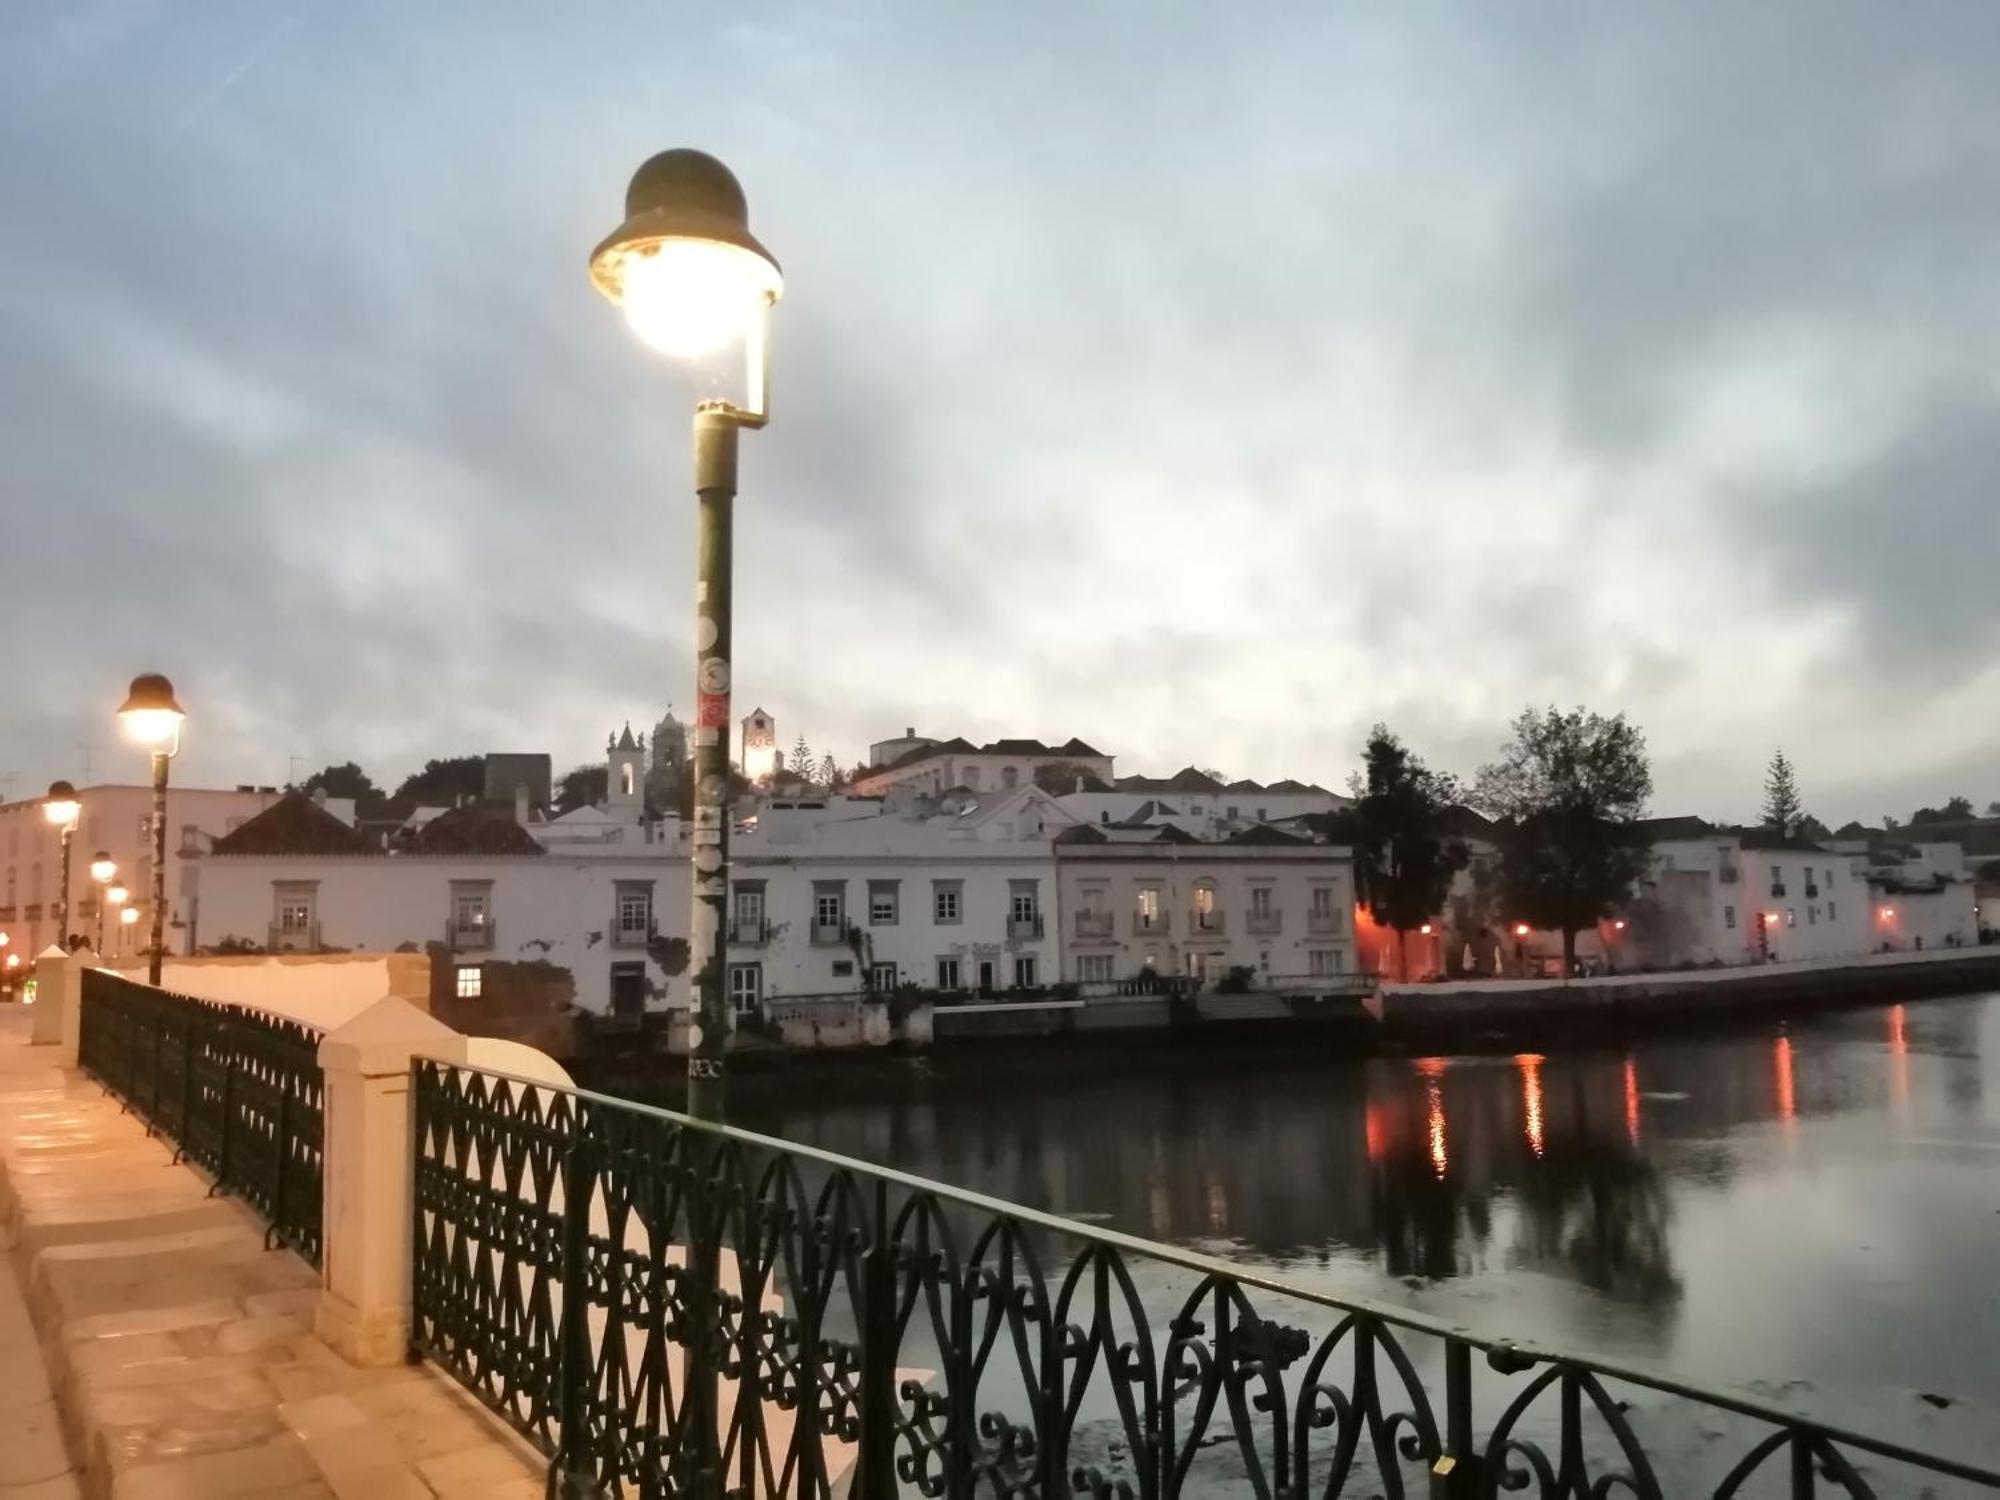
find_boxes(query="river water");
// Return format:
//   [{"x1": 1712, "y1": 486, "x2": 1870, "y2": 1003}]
[{"x1": 730, "y1": 991, "x2": 2000, "y2": 1485}]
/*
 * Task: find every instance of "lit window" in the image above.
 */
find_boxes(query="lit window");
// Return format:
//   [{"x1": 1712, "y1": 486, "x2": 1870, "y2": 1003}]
[
  {"x1": 455, "y1": 966, "x2": 482, "y2": 999},
  {"x1": 1193, "y1": 886, "x2": 1215, "y2": 915}
]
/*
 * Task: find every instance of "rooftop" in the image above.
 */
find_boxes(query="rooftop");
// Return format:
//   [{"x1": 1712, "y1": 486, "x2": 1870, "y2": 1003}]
[{"x1": 209, "y1": 793, "x2": 374, "y2": 856}]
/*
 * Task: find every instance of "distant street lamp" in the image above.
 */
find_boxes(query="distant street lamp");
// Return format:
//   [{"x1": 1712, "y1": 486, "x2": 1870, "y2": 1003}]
[
  {"x1": 116, "y1": 674, "x2": 186, "y2": 984},
  {"x1": 118, "y1": 902, "x2": 139, "y2": 958},
  {"x1": 89, "y1": 852, "x2": 116, "y2": 952},
  {"x1": 589, "y1": 148, "x2": 782, "y2": 1122},
  {"x1": 43, "y1": 780, "x2": 81, "y2": 949}
]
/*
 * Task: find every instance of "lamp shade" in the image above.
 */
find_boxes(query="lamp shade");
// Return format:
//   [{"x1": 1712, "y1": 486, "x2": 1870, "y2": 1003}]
[
  {"x1": 43, "y1": 780, "x2": 80, "y2": 827},
  {"x1": 118, "y1": 673, "x2": 185, "y2": 747},
  {"x1": 90, "y1": 852, "x2": 116, "y2": 882},
  {"x1": 588, "y1": 150, "x2": 782, "y2": 358}
]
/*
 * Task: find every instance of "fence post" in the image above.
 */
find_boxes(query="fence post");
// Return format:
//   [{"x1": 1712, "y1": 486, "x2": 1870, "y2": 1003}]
[
  {"x1": 58, "y1": 949, "x2": 97, "y2": 1067},
  {"x1": 855, "y1": 1177, "x2": 897, "y2": 1499},
  {"x1": 1435, "y1": 1335, "x2": 1480, "y2": 1499},
  {"x1": 314, "y1": 996, "x2": 465, "y2": 1367}
]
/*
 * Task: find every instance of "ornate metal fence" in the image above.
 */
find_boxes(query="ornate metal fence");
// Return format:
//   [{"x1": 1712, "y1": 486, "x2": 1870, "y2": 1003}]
[
  {"x1": 78, "y1": 968, "x2": 325, "y2": 1266},
  {"x1": 410, "y1": 1059, "x2": 2000, "y2": 1499}
]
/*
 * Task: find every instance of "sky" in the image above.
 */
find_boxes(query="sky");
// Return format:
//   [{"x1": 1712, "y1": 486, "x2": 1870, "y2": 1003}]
[{"x1": 2, "y1": 2, "x2": 1996, "y2": 826}]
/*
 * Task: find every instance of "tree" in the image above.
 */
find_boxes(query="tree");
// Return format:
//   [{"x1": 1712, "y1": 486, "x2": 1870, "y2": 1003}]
[
  {"x1": 393, "y1": 756, "x2": 486, "y2": 806},
  {"x1": 1911, "y1": 795, "x2": 1976, "y2": 825},
  {"x1": 1761, "y1": 751, "x2": 1804, "y2": 837},
  {"x1": 555, "y1": 764, "x2": 608, "y2": 815},
  {"x1": 1474, "y1": 706, "x2": 1653, "y2": 978},
  {"x1": 1985, "y1": 801, "x2": 2000, "y2": 819},
  {"x1": 790, "y1": 735, "x2": 814, "y2": 784},
  {"x1": 1353, "y1": 726, "x2": 1468, "y2": 982},
  {"x1": 298, "y1": 762, "x2": 377, "y2": 800},
  {"x1": 1795, "y1": 814, "x2": 1832, "y2": 843},
  {"x1": 818, "y1": 753, "x2": 842, "y2": 792}
]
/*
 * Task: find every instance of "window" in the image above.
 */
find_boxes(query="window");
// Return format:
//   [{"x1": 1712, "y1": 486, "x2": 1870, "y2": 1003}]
[
  {"x1": 963, "y1": 767, "x2": 980, "y2": 791},
  {"x1": 1829, "y1": 900, "x2": 1838, "y2": 920},
  {"x1": 454, "y1": 965, "x2": 482, "y2": 999},
  {"x1": 1786, "y1": 909, "x2": 1797, "y2": 928},
  {"x1": 1808, "y1": 905, "x2": 1818, "y2": 925},
  {"x1": 1013, "y1": 955, "x2": 1038, "y2": 988},
  {"x1": 1193, "y1": 885, "x2": 1215, "y2": 915},
  {"x1": 814, "y1": 885, "x2": 845, "y2": 929},
  {"x1": 1077, "y1": 954, "x2": 1113, "y2": 983},
  {"x1": 274, "y1": 884, "x2": 315, "y2": 932},
  {"x1": 831, "y1": 960, "x2": 854, "y2": 977},
  {"x1": 1257, "y1": 807, "x2": 1268, "y2": 822},
  {"x1": 728, "y1": 963, "x2": 762, "y2": 1014},
  {"x1": 609, "y1": 962, "x2": 646, "y2": 1016},
  {"x1": 616, "y1": 885, "x2": 652, "y2": 937},
  {"x1": 933, "y1": 881, "x2": 962, "y2": 924},
  {"x1": 1309, "y1": 949, "x2": 1341, "y2": 976},
  {"x1": 1258, "y1": 949, "x2": 1270, "y2": 973},
  {"x1": 452, "y1": 883, "x2": 491, "y2": 931},
  {"x1": 1137, "y1": 887, "x2": 1162, "y2": 928},
  {"x1": 1724, "y1": 906, "x2": 1737, "y2": 929},
  {"x1": 869, "y1": 961, "x2": 898, "y2": 990},
  {"x1": 620, "y1": 762, "x2": 636, "y2": 797},
  {"x1": 1250, "y1": 886, "x2": 1272, "y2": 916},
  {"x1": 936, "y1": 957, "x2": 962, "y2": 990},
  {"x1": 868, "y1": 880, "x2": 899, "y2": 926},
  {"x1": 1001, "y1": 766, "x2": 1019, "y2": 790},
  {"x1": 732, "y1": 884, "x2": 764, "y2": 935},
  {"x1": 1310, "y1": 885, "x2": 1335, "y2": 918},
  {"x1": 1009, "y1": 882, "x2": 1039, "y2": 923},
  {"x1": 1227, "y1": 806, "x2": 1239, "y2": 821}
]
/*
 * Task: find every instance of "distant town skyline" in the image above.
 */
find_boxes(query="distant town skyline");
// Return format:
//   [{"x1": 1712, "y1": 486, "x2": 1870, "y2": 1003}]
[{"x1": 4, "y1": 3, "x2": 1996, "y2": 827}]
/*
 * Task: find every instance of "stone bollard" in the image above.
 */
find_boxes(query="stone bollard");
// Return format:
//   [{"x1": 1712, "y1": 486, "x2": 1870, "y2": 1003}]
[
  {"x1": 29, "y1": 945, "x2": 71, "y2": 1049},
  {"x1": 56, "y1": 945, "x2": 98, "y2": 1065},
  {"x1": 314, "y1": 996, "x2": 466, "y2": 1367}
]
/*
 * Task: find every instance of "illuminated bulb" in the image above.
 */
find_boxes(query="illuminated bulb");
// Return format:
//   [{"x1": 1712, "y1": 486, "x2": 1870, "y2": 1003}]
[
  {"x1": 121, "y1": 709, "x2": 183, "y2": 747},
  {"x1": 1419, "y1": 923, "x2": 1433, "y2": 936},
  {"x1": 619, "y1": 241, "x2": 777, "y2": 358},
  {"x1": 119, "y1": 907, "x2": 139, "y2": 927},
  {"x1": 1514, "y1": 923, "x2": 1530, "y2": 937}
]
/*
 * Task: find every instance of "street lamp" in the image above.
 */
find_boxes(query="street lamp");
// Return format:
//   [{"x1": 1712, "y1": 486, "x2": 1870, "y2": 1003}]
[
  {"x1": 117, "y1": 674, "x2": 185, "y2": 984},
  {"x1": 590, "y1": 149, "x2": 782, "y2": 1123},
  {"x1": 118, "y1": 903, "x2": 139, "y2": 958},
  {"x1": 89, "y1": 853, "x2": 116, "y2": 952},
  {"x1": 43, "y1": 780, "x2": 81, "y2": 949}
]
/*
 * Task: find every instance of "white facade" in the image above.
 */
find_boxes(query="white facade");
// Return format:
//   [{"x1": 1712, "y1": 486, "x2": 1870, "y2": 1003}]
[
  {"x1": 849, "y1": 736, "x2": 1115, "y2": 798},
  {"x1": 0, "y1": 783, "x2": 284, "y2": 961},
  {"x1": 195, "y1": 848, "x2": 692, "y2": 1015},
  {"x1": 1054, "y1": 833, "x2": 1358, "y2": 987},
  {"x1": 724, "y1": 787, "x2": 1068, "y2": 1006}
]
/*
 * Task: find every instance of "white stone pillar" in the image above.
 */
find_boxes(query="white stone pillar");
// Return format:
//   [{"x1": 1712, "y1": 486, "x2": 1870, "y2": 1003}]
[
  {"x1": 55, "y1": 946, "x2": 98, "y2": 1065},
  {"x1": 29, "y1": 946, "x2": 69, "y2": 1049},
  {"x1": 314, "y1": 996, "x2": 466, "y2": 1367}
]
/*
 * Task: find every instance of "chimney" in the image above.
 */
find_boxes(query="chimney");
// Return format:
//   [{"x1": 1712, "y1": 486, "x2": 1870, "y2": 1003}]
[
  {"x1": 514, "y1": 783, "x2": 530, "y2": 826},
  {"x1": 905, "y1": 726, "x2": 915, "y2": 737}
]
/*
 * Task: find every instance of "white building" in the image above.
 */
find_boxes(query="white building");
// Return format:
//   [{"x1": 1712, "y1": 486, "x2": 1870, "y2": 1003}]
[
  {"x1": 723, "y1": 785, "x2": 1071, "y2": 1008},
  {"x1": 196, "y1": 794, "x2": 691, "y2": 1018},
  {"x1": 848, "y1": 734, "x2": 1114, "y2": 798},
  {"x1": 0, "y1": 782, "x2": 285, "y2": 962},
  {"x1": 1053, "y1": 825, "x2": 1357, "y2": 987}
]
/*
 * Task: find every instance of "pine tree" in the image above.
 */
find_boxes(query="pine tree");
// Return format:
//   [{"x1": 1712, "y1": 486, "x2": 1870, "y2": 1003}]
[
  {"x1": 818, "y1": 753, "x2": 841, "y2": 792},
  {"x1": 1761, "y1": 751, "x2": 1803, "y2": 836},
  {"x1": 790, "y1": 735, "x2": 814, "y2": 786}
]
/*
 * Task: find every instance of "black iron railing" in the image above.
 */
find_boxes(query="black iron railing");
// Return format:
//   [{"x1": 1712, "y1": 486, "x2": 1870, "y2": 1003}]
[
  {"x1": 409, "y1": 1059, "x2": 2000, "y2": 1499},
  {"x1": 78, "y1": 968, "x2": 325, "y2": 1267}
]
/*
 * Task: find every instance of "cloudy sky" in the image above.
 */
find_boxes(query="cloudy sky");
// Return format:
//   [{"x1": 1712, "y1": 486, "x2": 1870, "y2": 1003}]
[{"x1": 2, "y1": 2, "x2": 1996, "y2": 824}]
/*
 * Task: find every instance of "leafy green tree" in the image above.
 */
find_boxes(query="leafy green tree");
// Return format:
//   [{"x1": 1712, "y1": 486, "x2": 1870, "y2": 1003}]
[
  {"x1": 819, "y1": 752, "x2": 842, "y2": 792},
  {"x1": 299, "y1": 762, "x2": 377, "y2": 800},
  {"x1": 790, "y1": 735, "x2": 814, "y2": 780},
  {"x1": 1474, "y1": 706, "x2": 1653, "y2": 977},
  {"x1": 1911, "y1": 795, "x2": 1977, "y2": 825},
  {"x1": 1033, "y1": 760, "x2": 1107, "y2": 795},
  {"x1": 555, "y1": 764, "x2": 608, "y2": 814},
  {"x1": 1761, "y1": 751, "x2": 1804, "y2": 836},
  {"x1": 393, "y1": 755, "x2": 485, "y2": 806},
  {"x1": 1354, "y1": 726, "x2": 1468, "y2": 981}
]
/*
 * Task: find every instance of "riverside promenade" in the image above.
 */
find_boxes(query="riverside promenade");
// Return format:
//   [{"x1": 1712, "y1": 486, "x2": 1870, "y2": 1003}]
[{"x1": 0, "y1": 1008, "x2": 541, "y2": 1500}]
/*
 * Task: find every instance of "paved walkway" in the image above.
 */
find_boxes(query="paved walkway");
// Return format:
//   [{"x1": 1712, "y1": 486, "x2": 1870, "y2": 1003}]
[{"x1": 0, "y1": 1008, "x2": 544, "y2": 1500}]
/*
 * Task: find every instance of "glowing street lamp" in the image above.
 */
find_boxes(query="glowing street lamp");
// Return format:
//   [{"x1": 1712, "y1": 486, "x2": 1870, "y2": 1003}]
[
  {"x1": 117, "y1": 674, "x2": 185, "y2": 984},
  {"x1": 590, "y1": 150, "x2": 782, "y2": 1123},
  {"x1": 43, "y1": 780, "x2": 81, "y2": 949},
  {"x1": 118, "y1": 903, "x2": 139, "y2": 958}
]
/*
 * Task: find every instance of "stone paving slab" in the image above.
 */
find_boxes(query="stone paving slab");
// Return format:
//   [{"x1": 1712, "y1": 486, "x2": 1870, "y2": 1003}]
[{"x1": 0, "y1": 1009, "x2": 543, "y2": 1500}]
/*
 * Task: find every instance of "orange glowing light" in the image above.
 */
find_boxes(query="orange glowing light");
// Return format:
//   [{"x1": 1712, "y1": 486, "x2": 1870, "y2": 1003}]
[
  {"x1": 1888, "y1": 1004, "x2": 1910, "y2": 1120},
  {"x1": 1612, "y1": 919, "x2": 1627, "y2": 931},
  {"x1": 1364, "y1": 1102, "x2": 1385, "y2": 1163},
  {"x1": 1516, "y1": 1053, "x2": 1546, "y2": 1157},
  {"x1": 1879, "y1": 907, "x2": 1896, "y2": 922},
  {"x1": 1425, "y1": 1080, "x2": 1449, "y2": 1179},
  {"x1": 1623, "y1": 1055, "x2": 1641, "y2": 1145},
  {"x1": 1765, "y1": 912, "x2": 1781, "y2": 927},
  {"x1": 1414, "y1": 1056, "x2": 1448, "y2": 1079},
  {"x1": 1419, "y1": 923, "x2": 1433, "y2": 936},
  {"x1": 1514, "y1": 923, "x2": 1530, "y2": 938},
  {"x1": 1774, "y1": 1035, "x2": 1797, "y2": 1125}
]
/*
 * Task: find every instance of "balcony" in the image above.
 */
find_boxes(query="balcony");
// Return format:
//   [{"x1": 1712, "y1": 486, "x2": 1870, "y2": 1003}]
[
  {"x1": 1770, "y1": 883, "x2": 1788, "y2": 899},
  {"x1": 447, "y1": 918, "x2": 495, "y2": 952},
  {"x1": 1245, "y1": 910, "x2": 1282, "y2": 936},
  {"x1": 268, "y1": 921, "x2": 321, "y2": 953},
  {"x1": 1133, "y1": 910, "x2": 1169, "y2": 936},
  {"x1": 1188, "y1": 909, "x2": 1226, "y2": 936},
  {"x1": 1008, "y1": 913, "x2": 1045, "y2": 941},
  {"x1": 1072, "y1": 911, "x2": 1114, "y2": 942},
  {"x1": 1719, "y1": 866, "x2": 1740, "y2": 884},
  {"x1": 24, "y1": 905, "x2": 41, "y2": 922},
  {"x1": 1306, "y1": 910, "x2": 1342, "y2": 936},
  {"x1": 1805, "y1": 884, "x2": 1821, "y2": 899},
  {"x1": 730, "y1": 917, "x2": 770, "y2": 947},
  {"x1": 609, "y1": 917, "x2": 655, "y2": 949},
  {"x1": 809, "y1": 920, "x2": 846, "y2": 947},
  {"x1": 0, "y1": 906, "x2": 14, "y2": 922}
]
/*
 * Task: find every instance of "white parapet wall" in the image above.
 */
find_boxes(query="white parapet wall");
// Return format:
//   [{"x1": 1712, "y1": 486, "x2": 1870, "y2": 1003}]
[{"x1": 106, "y1": 953, "x2": 430, "y2": 1031}]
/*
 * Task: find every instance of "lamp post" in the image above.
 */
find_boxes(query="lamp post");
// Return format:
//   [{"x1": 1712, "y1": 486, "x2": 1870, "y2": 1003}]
[
  {"x1": 116, "y1": 674, "x2": 186, "y2": 985},
  {"x1": 89, "y1": 852, "x2": 116, "y2": 953},
  {"x1": 118, "y1": 902, "x2": 138, "y2": 959},
  {"x1": 589, "y1": 149, "x2": 782, "y2": 1123},
  {"x1": 43, "y1": 780, "x2": 81, "y2": 949}
]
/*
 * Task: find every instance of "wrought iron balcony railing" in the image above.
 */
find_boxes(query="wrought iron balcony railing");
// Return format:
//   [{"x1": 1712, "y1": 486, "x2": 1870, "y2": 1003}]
[
  {"x1": 1245, "y1": 909, "x2": 1282, "y2": 935},
  {"x1": 408, "y1": 1059, "x2": 2000, "y2": 1499},
  {"x1": 1719, "y1": 865, "x2": 1741, "y2": 884},
  {"x1": 1133, "y1": 909, "x2": 1169, "y2": 935},
  {"x1": 1770, "y1": 882, "x2": 1788, "y2": 898},
  {"x1": 1307, "y1": 909, "x2": 1343, "y2": 934},
  {"x1": 77, "y1": 969, "x2": 323, "y2": 1266},
  {"x1": 1189, "y1": 908, "x2": 1225, "y2": 934},
  {"x1": 1072, "y1": 910, "x2": 1114, "y2": 941},
  {"x1": 730, "y1": 916, "x2": 770, "y2": 947},
  {"x1": 268, "y1": 920, "x2": 321, "y2": 953},
  {"x1": 609, "y1": 917, "x2": 655, "y2": 949},
  {"x1": 809, "y1": 919, "x2": 846, "y2": 946},
  {"x1": 1007, "y1": 913, "x2": 1044, "y2": 940}
]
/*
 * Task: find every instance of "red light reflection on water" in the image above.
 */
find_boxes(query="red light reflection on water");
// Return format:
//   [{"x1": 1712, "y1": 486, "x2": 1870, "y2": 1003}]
[
  {"x1": 1774, "y1": 1034, "x2": 1798, "y2": 1127},
  {"x1": 1515, "y1": 1053, "x2": 1546, "y2": 1157},
  {"x1": 1414, "y1": 1058, "x2": 1449, "y2": 1179},
  {"x1": 1623, "y1": 1055, "x2": 1641, "y2": 1146}
]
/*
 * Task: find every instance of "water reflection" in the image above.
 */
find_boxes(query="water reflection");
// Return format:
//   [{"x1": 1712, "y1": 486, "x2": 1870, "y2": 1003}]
[{"x1": 725, "y1": 993, "x2": 2000, "y2": 1401}]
